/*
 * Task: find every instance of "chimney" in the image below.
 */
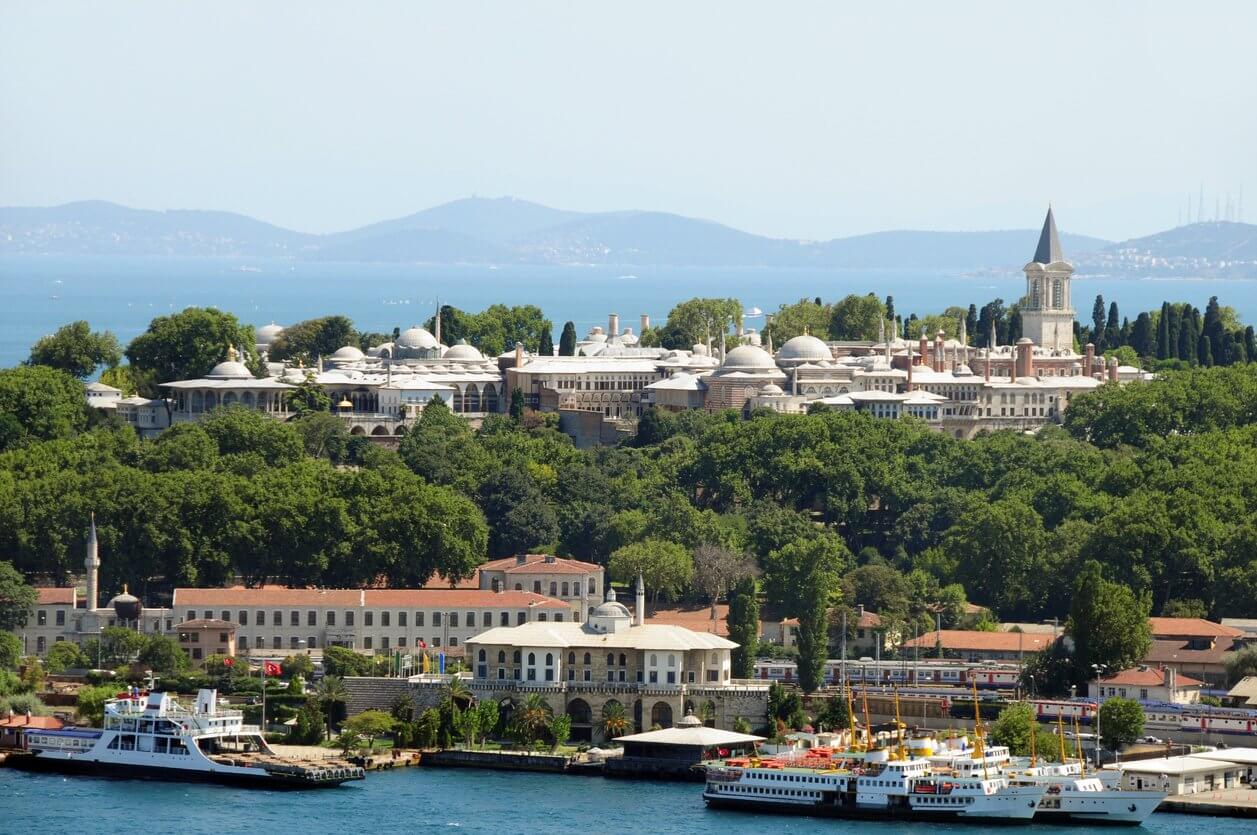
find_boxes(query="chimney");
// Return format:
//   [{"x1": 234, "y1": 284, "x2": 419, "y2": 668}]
[
  {"x1": 934, "y1": 331, "x2": 945, "y2": 373},
  {"x1": 640, "y1": 313, "x2": 650, "y2": 333},
  {"x1": 544, "y1": 555, "x2": 556, "y2": 564},
  {"x1": 85, "y1": 513, "x2": 100, "y2": 611},
  {"x1": 515, "y1": 553, "x2": 528, "y2": 565},
  {"x1": 635, "y1": 573, "x2": 646, "y2": 627},
  {"x1": 608, "y1": 313, "x2": 619, "y2": 338},
  {"x1": 1084, "y1": 342, "x2": 1096, "y2": 378},
  {"x1": 983, "y1": 348, "x2": 991, "y2": 383},
  {"x1": 906, "y1": 356, "x2": 914, "y2": 392},
  {"x1": 857, "y1": 604, "x2": 865, "y2": 619},
  {"x1": 1015, "y1": 338, "x2": 1034, "y2": 379},
  {"x1": 1108, "y1": 356, "x2": 1119, "y2": 383},
  {"x1": 492, "y1": 578, "x2": 501, "y2": 593},
  {"x1": 918, "y1": 330, "x2": 928, "y2": 366},
  {"x1": 514, "y1": 341, "x2": 524, "y2": 368}
]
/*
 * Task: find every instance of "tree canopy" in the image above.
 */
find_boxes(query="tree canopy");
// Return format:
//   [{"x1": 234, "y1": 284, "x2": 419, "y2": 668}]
[{"x1": 28, "y1": 320, "x2": 121, "y2": 378}]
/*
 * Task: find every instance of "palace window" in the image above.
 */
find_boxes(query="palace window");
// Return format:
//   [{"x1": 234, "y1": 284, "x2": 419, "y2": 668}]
[
  {"x1": 432, "y1": 612, "x2": 441, "y2": 627},
  {"x1": 500, "y1": 612, "x2": 509, "y2": 626},
  {"x1": 328, "y1": 611, "x2": 338, "y2": 626},
  {"x1": 533, "y1": 581, "x2": 542, "y2": 593},
  {"x1": 483, "y1": 612, "x2": 491, "y2": 627},
  {"x1": 516, "y1": 612, "x2": 526, "y2": 625},
  {"x1": 255, "y1": 611, "x2": 264, "y2": 626},
  {"x1": 561, "y1": 582, "x2": 569, "y2": 596},
  {"x1": 290, "y1": 611, "x2": 299, "y2": 626},
  {"x1": 398, "y1": 612, "x2": 407, "y2": 627},
  {"x1": 239, "y1": 611, "x2": 248, "y2": 625},
  {"x1": 549, "y1": 582, "x2": 557, "y2": 596},
  {"x1": 272, "y1": 611, "x2": 282, "y2": 626},
  {"x1": 449, "y1": 613, "x2": 459, "y2": 628},
  {"x1": 381, "y1": 612, "x2": 390, "y2": 627},
  {"x1": 272, "y1": 636, "x2": 281, "y2": 649},
  {"x1": 364, "y1": 637, "x2": 373, "y2": 650},
  {"x1": 416, "y1": 612, "x2": 425, "y2": 627},
  {"x1": 308, "y1": 611, "x2": 316, "y2": 626},
  {"x1": 365, "y1": 612, "x2": 374, "y2": 627}
]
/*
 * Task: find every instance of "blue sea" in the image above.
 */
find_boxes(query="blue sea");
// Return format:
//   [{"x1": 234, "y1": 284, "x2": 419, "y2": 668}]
[
  {"x1": 2, "y1": 255, "x2": 1256, "y2": 368},
  {"x1": 3, "y1": 767, "x2": 1254, "y2": 835}
]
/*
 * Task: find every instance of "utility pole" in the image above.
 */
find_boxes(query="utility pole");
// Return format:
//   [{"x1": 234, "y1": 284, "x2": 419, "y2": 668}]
[{"x1": 839, "y1": 609, "x2": 847, "y2": 694}]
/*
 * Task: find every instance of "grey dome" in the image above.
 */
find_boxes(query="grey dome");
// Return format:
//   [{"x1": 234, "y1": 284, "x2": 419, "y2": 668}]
[
  {"x1": 255, "y1": 322, "x2": 284, "y2": 345},
  {"x1": 206, "y1": 360, "x2": 253, "y2": 380},
  {"x1": 443, "y1": 340, "x2": 484, "y2": 360},
  {"x1": 721, "y1": 344, "x2": 776, "y2": 370},
  {"x1": 590, "y1": 600, "x2": 631, "y2": 620},
  {"x1": 330, "y1": 345, "x2": 365, "y2": 361},
  {"x1": 397, "y1": 326, "x2": 439, "y2": 350},
  {"x1": 778, "y1": 334, "x2": 831, "y2": 362}
]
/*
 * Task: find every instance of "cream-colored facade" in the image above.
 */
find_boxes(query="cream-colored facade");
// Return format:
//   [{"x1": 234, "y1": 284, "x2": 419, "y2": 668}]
[{"x1": 475, "y1": 554, "x2": 604, "y2": 621}]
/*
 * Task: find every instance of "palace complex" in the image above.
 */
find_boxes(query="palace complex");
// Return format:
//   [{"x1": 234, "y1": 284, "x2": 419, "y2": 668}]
[{"x1": 90, "y1": 208, "x2": 1147, "y2": 443}]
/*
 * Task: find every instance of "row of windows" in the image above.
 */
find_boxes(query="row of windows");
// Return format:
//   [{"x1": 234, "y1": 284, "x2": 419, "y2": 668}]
[
  {"x1": 34, "y1": 610, "x2": 66, "y2": 627},
  {"x1": 232, "y1": 635, "x2": 464, "y2": 651},
  {"x1": 186, "y1": 609, "x2": 558, "y2": 629}
]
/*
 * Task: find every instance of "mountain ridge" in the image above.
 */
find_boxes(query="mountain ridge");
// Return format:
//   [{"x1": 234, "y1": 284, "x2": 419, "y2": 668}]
[{"x1": 2, "y1": 197, "x2": 1251, "y2": 273}]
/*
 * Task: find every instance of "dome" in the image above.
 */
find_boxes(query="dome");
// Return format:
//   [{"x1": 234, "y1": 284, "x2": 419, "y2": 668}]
[
  {"x1": 443, "y1": 340, "x2": 484, "y2": 360},
  {"x1": 255, "y1": 322, "x2": 284, "y2": 345},
  {"x1": 110, "y1": 586, "x2": 142, "y2": 621},
  {"x1": 206, "y1": 360, "x2": 253, "y2": 380},
  {"x1": 590, "y1": 600, "x2": 631, "y2": 620},
  {"x1": 330, "y1": 345, "x2": 365, "y2": 361},
  {"x1": 759, "y1": 383, "x2": 784, "y2": 396},
  {"x1": 676, "y1": 712, "x2": 704, "y2": 728},
  {"x1": 721, "y1": 344, "x2": 777, "y2": 371},
  {"x1": 777, "y1": 333, "x2": 830, "y2": 362},
  {"x1": 397, "y1": 326, "x2": 439, "y2": 350}
]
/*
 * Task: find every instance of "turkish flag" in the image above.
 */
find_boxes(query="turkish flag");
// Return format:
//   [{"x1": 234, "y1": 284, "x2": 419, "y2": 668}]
[
  {"x1": 263, "y1": 662, "x2": 281, "y2": 676},
  {"x1": 222, "y1": 657, "x2": 235, "y2": 667},
  {"x1": 419, "y1": 640, "x2": 427, "y2": 648}
]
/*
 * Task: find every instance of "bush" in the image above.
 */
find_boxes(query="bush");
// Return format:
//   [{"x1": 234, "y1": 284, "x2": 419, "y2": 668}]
[
  {"x1": 0, "y1": 632, "x2": 22, "y2": 670},
  {"x1": 45, "y1": 640, "x2": 90, "y2": 674},
  {"x1": 77, "y1": 684, "x2": 119, "y2": 726},
  {"x1": 0, "y1": 692, "x2": 50, "y2": 716}
]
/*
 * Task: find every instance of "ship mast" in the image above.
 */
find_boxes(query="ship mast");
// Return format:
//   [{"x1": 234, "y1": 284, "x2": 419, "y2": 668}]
[
  {"x1": 861, "y1": 684, "x2": 873, "y2": 751},
  {"x1": 845, "y1": 684, "x2": 859, "y2": 751},
  {"x1": 1056, "y1": 711, "x2": 1067, "y2": 764},
  {"x1": 893, "y1": 685, "x2": 906, "y2": 761},
  {"x1": 970, "y1": 677, "x2": 988, "y2": 781}
]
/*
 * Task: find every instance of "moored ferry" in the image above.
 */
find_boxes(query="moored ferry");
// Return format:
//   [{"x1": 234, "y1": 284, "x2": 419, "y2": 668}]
[
  {"x1": 7, "y1": 688, "x2": 364, "y2": 788},
  {"x1": 703, "y1": 752, "x2": 1045, "y2": 822},
  {"x1": 1005, "y1": 761, "x2": 1165, "y2": 826}
]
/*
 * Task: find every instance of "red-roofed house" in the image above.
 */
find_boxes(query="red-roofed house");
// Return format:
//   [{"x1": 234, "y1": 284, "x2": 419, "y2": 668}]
[
  {"x1": 1143, "y1": 617, "x2": 1250, "y2": 688},
  {"x1": 1090, "y1": 665, "x2": 1204, "y2": 704},
  {"x1": 476, "y1": 554, "x2": 604, "y2": 620},
  {"x1": 902, "y1": 629, "x2": 1052, "y2": 661},
  {"x1": 0, "y1": 713, "x2": 65, "y2": 749}
]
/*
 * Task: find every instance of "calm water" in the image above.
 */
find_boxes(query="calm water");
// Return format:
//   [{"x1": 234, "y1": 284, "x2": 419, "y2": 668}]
[
  {"x1": 3, "y1": 255, "x2": 1256, "y2": 368},
  {"x1": 2, "y1": 767, "x2": 1253, "y2": 835}
]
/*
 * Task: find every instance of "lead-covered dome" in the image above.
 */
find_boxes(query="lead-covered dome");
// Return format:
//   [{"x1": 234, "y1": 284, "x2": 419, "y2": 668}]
[
  {"x1": 255, "y1": 322, "x2": 284, "y2": 345},
  {"x1": 777, "y1": 333, "x2": 831, "y2": 362},
  {"x1": 444, "y1": 340, "x2": 484, "y2": 360},
  {"x1": 330, "y1": 345, "x2": 365, "y2": 361},
  {"x1": 397, "y1": 326, "x2": 439, "y2": 350},
  {"x1": 721, "y1": 344, "x2": 777, "y2": 370},
  {"x1": 206, "y1": 360, "x2": 252, "y2": 379}
]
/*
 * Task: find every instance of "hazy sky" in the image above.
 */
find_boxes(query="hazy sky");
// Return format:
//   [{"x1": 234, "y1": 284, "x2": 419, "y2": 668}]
[{"x1": 3, "y1": 2, "x2": 1255, "y2": 241}]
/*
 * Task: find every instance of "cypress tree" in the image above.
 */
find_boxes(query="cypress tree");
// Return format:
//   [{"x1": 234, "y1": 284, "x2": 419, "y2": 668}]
[
  {"x1": 1091, "y1": 296, "x2": 1107, "y2": 351},
  {"x1": 558, "y1": 321, "x2": 577, "y2": 356},
  {"x1": 884, "y1": 295, "x2": 894, "y2": 320},
  {"x1": 538, "y1": 328, "x2": 554, "y2": 357},
  {"x1": 1131, "y1": 312, "x2": 1154, "y2": 358},
  {"x1": 966, "y1": 304, "x2": 978, "y2": 344},
  {"x1": 1156, "y1": 302, "x2": 1170, "y2": 359},
  {"x1": 1204, "y1": 296, "x2": 1225, "y2": 363},
  {"x1": 1246, "y1": 326, "x2": 1256, "y2": 363},
  {"x1": 1198, "y1": 332, "x2": 1213, "y2": 367},
  {"x1": 1177, "y1": 307, "x2": 1196, "y2": 362},
  {"x1": 1105, "y1": 302, "x2": 1121, "y2": 348},
  {"x1": 1006, "y1": 308, "x2": 1022, "y2": 342},
  {"x1": 509, "y1": 387, "x2": 526, "y2": 419},
  {"x1": 726, "y1": 576, "x2": 760, "y2": 679}
]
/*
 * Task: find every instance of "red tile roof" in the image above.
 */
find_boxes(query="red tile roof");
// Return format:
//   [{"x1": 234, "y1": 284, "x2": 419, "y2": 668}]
[
  {"x1": 649, "y1": 605, "x2": 730, "y2": 636},
  {"x1": 903, "y1": 630, "x2": 1052, "y2": 653},
  {"x1": 1148, "y1": 617, "x2": 1244, "y2": 639},
  {"x1": 36, "y1": 587, "x2": 76, "y2": 605},
  {"x1": 172, "y1": 586, "x2": 567, "y2": 609},
  {"x1": 422, "y1": 571, "x2": 481, "y2": 590},
  {"x1": 1096, "y1": 666, "x2": 1204, "y2": 688},
  {"x1": 1145, "y1": 639, "x2": 1233, "y2": 666},
  {"x1": 480, "y1": 554, "x2": 601, "y2": 575},
  {"x1": 0, "y1": 715, "x2": 65, "y2": 730}
]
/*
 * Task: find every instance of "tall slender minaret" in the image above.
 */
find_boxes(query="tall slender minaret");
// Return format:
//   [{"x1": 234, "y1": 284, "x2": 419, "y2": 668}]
[
  {"x1": 85, "y1": 513, "x2": 100, "y2": 611},
  {"x1": 635, "y1": 573, "x2": 646, "y2": 627},
  {"x1": 434, "y1": 298, "x2": 442, "y2": 346}
]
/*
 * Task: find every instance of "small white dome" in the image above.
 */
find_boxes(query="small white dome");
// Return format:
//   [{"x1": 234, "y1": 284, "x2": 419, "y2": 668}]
[
  {"x1": 206, "y1": 361, "x2": 253, "y2": 380},
  {"x1": 330, "y1": 345, "x2": 365, "y2": 361},
  {"x1": 443, "y1": 340, "x2": 484, "y2": 360},
  {"x1": 721, "y1": 344, "x2": 777, "y2": 370},
  {"x1": 759, "y1": 383, "x2": 785, "y2": 396},
  {"x1": 777, "y1": 333, "x2": 830, "y2": 362}
]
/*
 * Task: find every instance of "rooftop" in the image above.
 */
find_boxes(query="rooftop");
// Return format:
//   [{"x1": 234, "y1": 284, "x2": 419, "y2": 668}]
[
  {"x1": 1148, "y1": 617, "x2": 1244, "y2": 639},
  {"x1": 1094, "y1": 666, "x2": 1203, "y2": 688},
  {"x1": 36, "y1": 587, "x2": 76, "y2": 605},
  {"x1": 615, "y1": 725, "x2": 763, "y2": 747},
  {"x1": 467, "y1": 621, "x2": 737, "y2": 651},
  {"x1": 172, "y1": 586, "x2": 568, "y2": 610},
  {"x1": 1118, "y1": 755, "x2": 1243, "y2": 776},
  {"x1": 902, "y1": 630, "x2": 1052, "y2": 653},
  {"x1": 479, "y1": 554, "x2": 602, "y2": 576}
]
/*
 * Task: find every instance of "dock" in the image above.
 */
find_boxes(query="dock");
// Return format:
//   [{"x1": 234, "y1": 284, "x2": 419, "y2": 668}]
[{"x1": 1159, "y1": 788, "x2": 1257, "y2": 818}]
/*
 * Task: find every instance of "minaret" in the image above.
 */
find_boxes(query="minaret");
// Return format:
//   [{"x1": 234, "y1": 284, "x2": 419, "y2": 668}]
[
  {"x1": 85, "y1": 513, "x2": 100, "y2": 611},
  {"x1": 434, "y1": 298, "x2": 442, "y2": 346},
  {"x1": 765, "y1": 315, "x2": 774, "y2": 355},
  {"x1": 635, "y1": 574, "x2": 646, "y2": 627}
]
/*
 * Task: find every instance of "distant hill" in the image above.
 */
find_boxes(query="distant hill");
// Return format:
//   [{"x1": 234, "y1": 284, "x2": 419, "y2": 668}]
[
  {"x1": 21, "y1": 196, "x2": 1257, "y2": 272},
  {"x1": 0, "y1": 200, "x2": 313, "y2": 256}
]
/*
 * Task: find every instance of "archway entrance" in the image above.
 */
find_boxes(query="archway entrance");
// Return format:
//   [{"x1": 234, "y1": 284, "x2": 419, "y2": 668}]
[
  {"x1": 566, "y1": 698, "x2": 593, "y2": 742},
  {"x1": 650, "y1": 701, "x2": 673, "y2": 729}
]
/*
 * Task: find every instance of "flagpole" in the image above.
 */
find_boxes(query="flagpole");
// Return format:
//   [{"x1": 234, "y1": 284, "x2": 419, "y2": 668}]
[{"x1": 260, "y1": 656, "x2": 266, "y2": 733}]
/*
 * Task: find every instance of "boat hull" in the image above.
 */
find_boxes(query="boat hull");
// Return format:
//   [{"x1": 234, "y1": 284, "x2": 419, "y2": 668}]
[
  {"x1": 6, "y1": 753, "x2": 358, "y2": 790},
  {"x1": 702, "y1": 793, "x2": 1036, "y2": 824}
]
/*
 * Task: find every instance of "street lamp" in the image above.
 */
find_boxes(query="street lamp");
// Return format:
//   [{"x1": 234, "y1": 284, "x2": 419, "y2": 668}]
[{"x1": 1091, "y1": 664, "x2": 1108, "y2": 769}]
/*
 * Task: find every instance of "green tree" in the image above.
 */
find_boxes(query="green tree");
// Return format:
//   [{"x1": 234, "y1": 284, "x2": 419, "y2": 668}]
[
  {"x1": 691, "y1": 544, "x2": 754, "y2": 619},
  {"x1": 828, "y1": 293, "x2": 887, "y2": 340},
  {"x1": 28, "y1": 320, "x2": 121, "y2": 378},
  {"x1": 548, "y1": 713, "x2": 572, "y2": 751},
  {"x1": 1098, "y1": 697, "x2": 1144, "y2": 750},
  {"x1": 0, "y1": 632, "x2": 21, "y2": 671},
  {"x1": 608, "y1": 539, "x2": 694, "y2": 605},
  {"x1": 316, "y1": 674, "x2": 349, "y2": 737},
  {"x1": 656, "y1": 298, "x2": 742, "y2": 350},
  {"x1": 599, "y1": 701, "x2": 631, "y2": 739},
  {"x1": 733, "y1": 716, "x2": 752, "y2": 734},
  {"x1": 76, "y1": 684, "x2": 118, "y2": 726},
  {"x1": 945, "y1": 498, "x2": 1048, "y2": 618},
  {"x1": 280, "y1": 653, "x2": 315, "y2": 680},
  {"x1": 766, "y1": 298, "x2": 832, "y2": 344},
  {"x1": 291, "y1": 411, "x2": 348, "y2": 461},
  {"x1": 286, "y1": 376, "x2": 333, "y2": 417},
  {"x1": 1226, "y1": 648, "x2": 1257, "y2": 686},
  {"x1": 0, "y1": 366, "x2": 87, "y2": 442},
  {"x1": 1160, "y1": 599, "x2": 1207, "y2": 619},
  {"x1": 558, "y1": 321, "x2": 577, "y2": 356},
  {"x1": 200, "y1": 406, "x2": 305, "y2": 466},
  {"x1": 1067, "y1": 561, "x2": 1152, "y2": 683},
  {"x1": 726, "y1": 575, "x2": 760, "y2": 678},
  {"x1": 509, "y1": 387, "x2": 526, "y2": 420},
  {"x1": 515, "y1": 693, "x2": 553, "y2": 747},
  {"x1": 126, "y1": 307, "x2": 258, "y2": 389},
  {"x1": 20, "y1": 657, "x2": 44, "y2": 692},
  {"x1": 789, "y1": 539, "x2": 843, "y2": 692},
  {"x1": 341, "y1": 709, "x2": 397, "y2": 751},
  {"x1": 291, "y1": 698, "x2": 326, "y2": 744},
  {"x1": 816, "y1": 695, "x2": 852, "y2": 731},
  {"x1": 0, "y1": 561, "x2": 38, "y2": 631},
  {"x1": 990, "y1": 702, "x2": 1042, "y2": 757},
  {"x1": 538, "y1": 328, "x2": 554, "y2": 357},
  {"x1": 44, "y1": 640, "x2": 89, "y2": 673},
  {"x1": 138, "y1": 633, "x2": 190, "y2": 674},
  {"x1": 268, "y1": 316, "x2": 356, "y2": 361}
]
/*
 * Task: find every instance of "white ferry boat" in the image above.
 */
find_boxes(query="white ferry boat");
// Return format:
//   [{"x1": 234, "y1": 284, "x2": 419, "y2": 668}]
[
  {"x1": 1005, "y1": 761, "x2": 1165, "y2": 826},
  {"x1": 9, "y1": 689, "x2": 364, "y2": 788},
  {"x1": 703, "y1": 752, "x2": 1045, "y2": 822}
]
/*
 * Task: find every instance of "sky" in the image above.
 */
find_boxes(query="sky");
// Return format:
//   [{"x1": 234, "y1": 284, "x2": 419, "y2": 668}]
[{"x1": 2, "y1": 2, "x2": 1255, "y2": 242}]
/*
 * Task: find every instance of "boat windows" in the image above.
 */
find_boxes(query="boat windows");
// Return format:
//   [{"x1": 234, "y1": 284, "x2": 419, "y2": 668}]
[
  {"x1": 170, "y1": 739, "x2": 189, "y2": 755},
  {"x1": 154, "y1": 737, "x2": 169, "y2": 754}
]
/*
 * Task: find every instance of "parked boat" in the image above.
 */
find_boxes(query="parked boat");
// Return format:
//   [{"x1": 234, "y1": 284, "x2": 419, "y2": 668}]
[{"x1": 7, "y1": 688, "x2": 363, "y2": 789}]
